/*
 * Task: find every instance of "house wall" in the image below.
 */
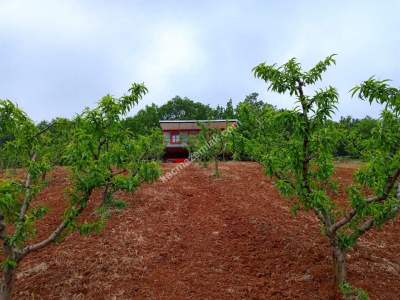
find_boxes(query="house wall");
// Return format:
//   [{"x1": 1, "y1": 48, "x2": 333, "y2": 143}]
[
  {"x1": 160, "y1": 120, "x2": 237, "y2": 162},
  {"x1": 162, "y1": 129, "x2": 200, "y2": 148}
]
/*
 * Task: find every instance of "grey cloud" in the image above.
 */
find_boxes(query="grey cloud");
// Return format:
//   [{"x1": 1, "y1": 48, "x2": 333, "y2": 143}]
[{"x1": 0, "y1": 0, "x2": 399, "y2": 121}]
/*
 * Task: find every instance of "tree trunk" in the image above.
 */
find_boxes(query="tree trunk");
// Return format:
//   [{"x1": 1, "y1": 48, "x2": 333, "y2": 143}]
[
  {"x1": 101, "y1": 184, "x2": 110, "y2": 206},
  {"x1": 0, "y1": 214, "x2": 14, "y2": 300},
  {"x1": 0, "y1": 266, "x2": 15, "y2": 300},
  {"x1": 0, "y1": 284, "x2": 11, "y2": 300},
  {"x1": 333, "y1": 246, "x2": 346, "y2": 285},
  {"x1": 41, "y1": 170, "x2": 47, "y2": 181},
  {"x1": 214, "y1": 159, "x2": 219, "y2": 177}
]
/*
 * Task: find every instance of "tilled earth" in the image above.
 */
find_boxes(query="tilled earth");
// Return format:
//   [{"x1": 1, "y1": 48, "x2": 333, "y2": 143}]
[{"x1": 13, "y1": 162, "x2": 400, "y2": 299}]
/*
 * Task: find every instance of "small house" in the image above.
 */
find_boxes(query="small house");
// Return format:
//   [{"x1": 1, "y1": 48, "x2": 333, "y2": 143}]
[{"x1": 160, "y1": 119, "x2": 238, "y2": 162}]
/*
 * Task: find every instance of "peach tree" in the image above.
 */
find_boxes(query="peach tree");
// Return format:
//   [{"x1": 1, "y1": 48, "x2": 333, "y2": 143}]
[
  {"x1": 67, "y1": 84, "x2": 163, "y2": 215},
  {"x1": 189, "y1": 122, "x2": 234, "y2": 177},
  {"x1": 0, "y1": 83, "x2": 162, "y2": 299},
  {"x1": 252, "y1": 56, "x2": 399, "y2": 298},
  {"x1": 0, "y1": 99, "x2": 52, "y2": 299}
]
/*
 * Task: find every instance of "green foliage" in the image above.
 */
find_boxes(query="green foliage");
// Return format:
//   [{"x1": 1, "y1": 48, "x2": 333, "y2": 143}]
[
  {"x1": 351, "y1": 77, "x2": 400, "y2": 111},
  {"x1": 78, "y1": 219, "x2": 105, "y2": 235},
  {"x1": 123, "y1": 104, "x2": 160, "y2": 136},
  {"x1": 123, "y1": 95, "x2": 238, "y2": 136},
  {"x1": 342, "y1": 78, "x2": 400, "y2": 244},
  {"x1": 65, "y1": 83, "x2": 162, "y2": 219},
  {"x1": 0, "y1": 100, "x2": 51, "y2": 250},
  {"x1": 252, "y1": 55, "x2": 400, "y2": 294},
  {"x1": 189, "y1": 122, "x2": 234, "y2": 176},
  {"x1": 340, "y1": 282, "x2": 369, "y2": 300},
  {"x1": 0, "y1": 83, "x2": 164, "y2": 296},
  {"x1": 1, "y1": 258, "x2": 17, "y2": 270},
  {"x1": 214, "y1": 98, "x2": 236, "y2": 119},
  {"x1": 107, "y1": 198, "x2": 127, "y2": 210},
  {"x1": 0, "y1": 180, "x2": 21, "y2": 223},
  {"x1": 253, "y1": 54, "x2": 336, "y2": 94},
  {"x1": 231, "y1": 93, "x2": 275, "y2": 160},
  {"x1": 36, "y1": 118, "x2": 75, "y2": 165},
  {"x1": 122, "y1": 96, "x2": 219, "y2": 135},
  {"x1": 159, "y1": 96, "x2": 218, "y2": 120},
  {"x1": 0, "y1": 99, "x2": 39, "y2": 168},
  {"x1": 252, "y1": 55, "x2": 339, "y2": 215},
  {"x1": 334, "y1": 116, "x2": 378, "y2": 158}
]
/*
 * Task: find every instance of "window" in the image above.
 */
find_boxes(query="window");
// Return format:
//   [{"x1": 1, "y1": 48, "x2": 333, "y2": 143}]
[{"x1": 171, "y1": 132, "x2": 180, "y2": 144}]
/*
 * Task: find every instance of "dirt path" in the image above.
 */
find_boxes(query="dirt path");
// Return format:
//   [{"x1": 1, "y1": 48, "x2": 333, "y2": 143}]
[{"x1": 14, "y1": 162, "x2": 400, "y2": 299}]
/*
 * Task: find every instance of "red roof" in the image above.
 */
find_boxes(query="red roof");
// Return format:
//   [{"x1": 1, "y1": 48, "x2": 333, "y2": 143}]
[{"x1": 159, "y1": 119, "x2": 237, "y2": 131}]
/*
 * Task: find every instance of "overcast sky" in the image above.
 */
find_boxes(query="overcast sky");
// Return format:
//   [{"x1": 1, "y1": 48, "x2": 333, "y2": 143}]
[{"x1": 1, "y1": 0, "x2": 399, "y2": 122}]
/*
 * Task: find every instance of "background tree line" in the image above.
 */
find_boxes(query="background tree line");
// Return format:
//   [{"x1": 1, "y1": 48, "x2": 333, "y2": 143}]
[
  {"x1": 0, "y1": 93, "x2": 379, "y2": 169},
  {"x1": 121, "y1": 93, "x2": 378, "y2": 161}
]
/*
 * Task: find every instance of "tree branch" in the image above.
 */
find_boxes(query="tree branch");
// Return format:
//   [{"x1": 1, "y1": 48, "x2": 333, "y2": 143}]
[
  {"x1": 0, "y1": 215, "x2": 7, "y2": 242},
  {"x1": 366, "y1": 168, "x2": 400, "y2": 204},
  {"x1": 18, "y1": 152, "x2": 37, "y2": 221},
  {"x1": 18, "y1": 219, "x2": 68, "y2": 260},
  {"x1": 354, "y1": 218, "x2": 374, "y2": 238},
  {"x1": 295, "y1": 81, "x2": 332, "y2": 227},
  {"x1": 273, "y1": 171, "x2": 296, "y2": 191},
  {"x1": 30, "y1": 121, "x2": 57, "y2": 141},
  {"x1": 330, "y1": 168, "x2": 400, "y2": 233},
  {"x1": 19, "y1": 187, "x2": 94, "y2": 260},
  {"x1": 95, "y1": 138, "x2": 107, "y2": 160},
  {"x1": 297, "y1": 82, "x2": 313, "y2": 195},
  {"x1": 351, "y1": 200, "x2": 400, "y2": 241}
]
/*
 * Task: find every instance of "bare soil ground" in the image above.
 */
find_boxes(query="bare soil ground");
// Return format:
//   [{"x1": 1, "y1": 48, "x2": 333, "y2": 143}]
[{"x1": 12, "y1": 162, "x2": 400, "y2": 299}]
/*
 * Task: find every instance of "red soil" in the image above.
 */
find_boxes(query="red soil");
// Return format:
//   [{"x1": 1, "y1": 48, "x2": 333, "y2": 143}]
[{"x1": 11, "y1": 162, "x2": 400, "y2": 299}]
